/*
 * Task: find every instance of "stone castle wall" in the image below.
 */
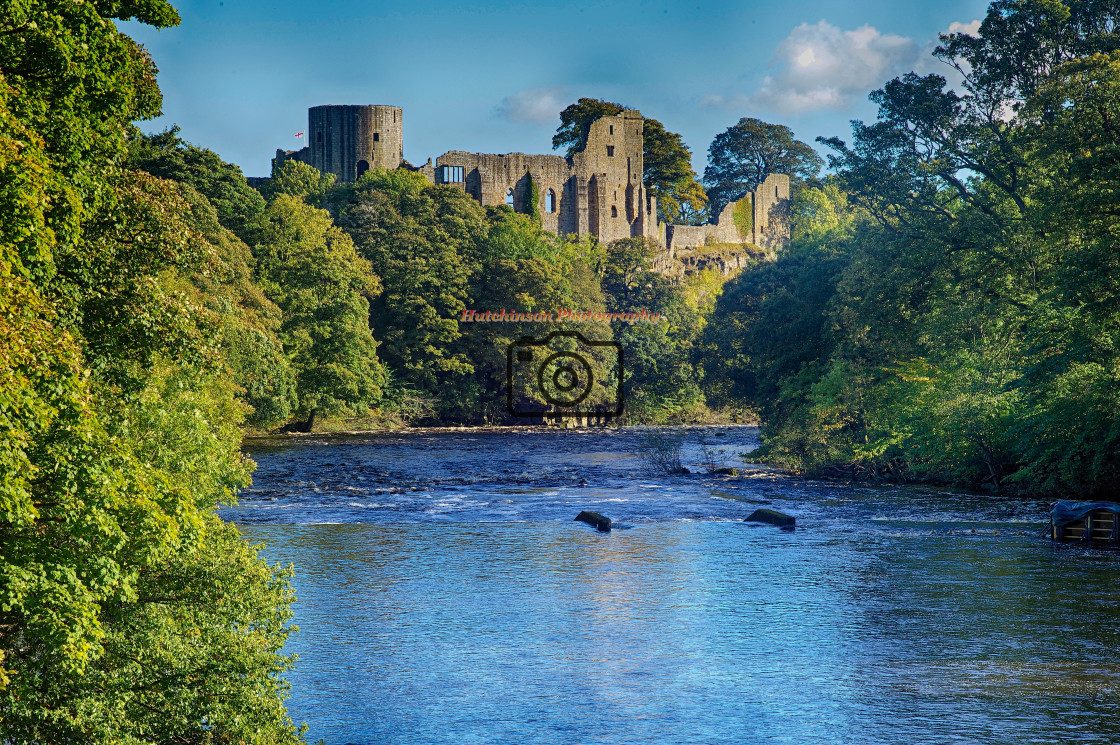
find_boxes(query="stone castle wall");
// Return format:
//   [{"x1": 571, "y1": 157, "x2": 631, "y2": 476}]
[
  {"x1": 432, "y1": 110, "x2": 660, "y2": 246},
  {"x1": 267, "y1": 105, "x2": 787, "y2": 252},
  {"x1": 665, "y1": 173, "x2": 790, "y2": 252},
  {"x1": 750, "y1": 173, "x2": 791, "y2": 251},
  {"x1": 274, "y1": 104, "x2": 403, "y2": 183}
]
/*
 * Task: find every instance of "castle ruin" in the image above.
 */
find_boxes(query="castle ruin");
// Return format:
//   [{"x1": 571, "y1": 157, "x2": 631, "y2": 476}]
[{"x1": 272, "y1": 104, "x2": 789, "y2": 253}]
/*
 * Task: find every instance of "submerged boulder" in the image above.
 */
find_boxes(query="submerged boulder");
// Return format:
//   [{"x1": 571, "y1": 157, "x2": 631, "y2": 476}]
[
  {"x1": 745, "y1": 508, "x2": 796, "y2": 529},
  {"x1": 575, "y1": 510, "x2": 612, "y2": 532}
]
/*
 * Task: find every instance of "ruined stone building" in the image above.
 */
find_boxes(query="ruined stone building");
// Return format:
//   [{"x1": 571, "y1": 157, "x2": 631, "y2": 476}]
[{"x1": 272, "y1": 104, "x2": 790, "y2": 252}]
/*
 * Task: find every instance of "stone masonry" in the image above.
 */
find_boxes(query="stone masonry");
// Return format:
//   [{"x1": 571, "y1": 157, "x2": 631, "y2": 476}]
[
  {"x1": 664, "y1": 173, "x2": 790, "y2": 253},
  {"x1": 272, "y1": 104, "x2": 788, "y2": 251}
]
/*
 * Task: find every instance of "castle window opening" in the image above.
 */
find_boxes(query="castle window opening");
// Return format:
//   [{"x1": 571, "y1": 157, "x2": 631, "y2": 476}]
[
  {"x1": 437, "y1": 165, "x2": 463, "y2": 184},
  {"x1": 609, "y1": 125, "x2": 614, "y2": 135},
  {"x1": 606, "y1": 146, "x2": 615, "y2": 157},
  {"x1": 776, "y1": 185, "x2": 779, "y2": 198},
  {"x1": 611, "y1": 205, "x2": 618, "y2": 217},
  {"x1": 374, "y1": 133, "x2": 380, "y2": 141},
  {"x1": 505, "y1": 188, "x2": 514, "y2": 207},
  {"x1": 545, "y1": 189, "x2": 555, "y2": 213},
  {"x1": 356, "y1": 160, "x2": 370, "y2": 178}
]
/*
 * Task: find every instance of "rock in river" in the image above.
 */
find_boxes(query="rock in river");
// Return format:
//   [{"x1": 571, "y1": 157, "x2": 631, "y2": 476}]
[
  {"x1": 575, "y1": 511, "x2": 612, "y2": 532},
  {"x1": 745, "y1": 508, "x2": 796, "y2": 529}
]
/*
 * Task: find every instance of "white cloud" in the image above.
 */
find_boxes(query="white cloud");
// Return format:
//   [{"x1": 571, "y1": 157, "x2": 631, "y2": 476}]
[
  {"x1": 702, "y1": 19, "x2": 987, "y2": 115},
  {"x1": 947, "y1": 19, "x2": 981, "y2": 36},
  {"x1": 750, "y1": 21, "x2": 920, "y2": 114},
  {"x1": 495, "y1": 86, "x2": 570, "y2": 125}
]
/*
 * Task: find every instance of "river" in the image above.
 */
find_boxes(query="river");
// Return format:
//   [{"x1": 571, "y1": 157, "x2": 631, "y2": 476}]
[{"x1": 226, "y1": 426, "x2": 1120, "y2": 745}]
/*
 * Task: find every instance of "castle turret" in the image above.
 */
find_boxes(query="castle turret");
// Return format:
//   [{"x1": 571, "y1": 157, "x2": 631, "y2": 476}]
[
  {"x1": 305, "y1": 104, "x2": 403, "y2": 182},
  {"x1": 570, "y1": 110, "x2": 648, "y2": 244}
]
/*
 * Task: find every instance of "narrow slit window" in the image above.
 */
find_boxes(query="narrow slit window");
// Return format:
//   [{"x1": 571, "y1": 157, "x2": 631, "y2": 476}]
[{"x1": 609, "y1": 125, "x2": 614, "y2": 135}]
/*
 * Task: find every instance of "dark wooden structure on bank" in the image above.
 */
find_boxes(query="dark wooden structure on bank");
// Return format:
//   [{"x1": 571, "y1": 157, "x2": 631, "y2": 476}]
[{"x1": 1050, "y1": 502, "x2": 1120, "y2": 546}]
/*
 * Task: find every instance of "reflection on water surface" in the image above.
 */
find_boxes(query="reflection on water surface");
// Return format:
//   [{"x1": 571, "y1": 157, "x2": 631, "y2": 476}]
[{"x1": 230, "y1": 427, "x2": 1120, "y2": 745}]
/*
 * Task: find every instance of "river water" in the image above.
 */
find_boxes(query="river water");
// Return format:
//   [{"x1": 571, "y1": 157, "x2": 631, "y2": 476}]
[{"x1": 227, "y1": 426, "x2": 1120, "y2": 745}]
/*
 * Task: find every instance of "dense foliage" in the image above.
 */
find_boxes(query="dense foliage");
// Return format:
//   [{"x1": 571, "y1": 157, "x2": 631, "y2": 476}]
[
  {"x1": 703, "y1": 117, "x2": 823, "y2": 213},
  {"x1": 0, "y1": 0, "x2": 303, "y2": 741},
  {"x1": 703, "y1": 0, "x2": 1120, "y2": 498}
]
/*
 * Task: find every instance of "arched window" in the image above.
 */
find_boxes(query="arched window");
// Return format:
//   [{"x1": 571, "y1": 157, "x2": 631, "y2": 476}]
[
  {"x1": 611, "y1": 205, "x2": 618, "y2": 218},
  {"x1": 356, "y1": 160, "x2": 370, "y2": 178},
  {"x1": 505, "y1": 188, "x2": 514, "y2": 207},
  {"x1": 545, "y1": 189, "x2": 555, "y2": 213}
]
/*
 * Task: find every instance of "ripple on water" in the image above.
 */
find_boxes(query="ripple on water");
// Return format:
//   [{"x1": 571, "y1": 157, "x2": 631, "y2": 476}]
[{"x1": 232, "y1": 427, "x2": 1118, "y2": 745}]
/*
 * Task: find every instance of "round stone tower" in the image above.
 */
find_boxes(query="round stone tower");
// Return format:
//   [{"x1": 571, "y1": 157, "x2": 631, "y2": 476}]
[{"x1": 306, "y1": 105, "x2": 403, "y2": 182}]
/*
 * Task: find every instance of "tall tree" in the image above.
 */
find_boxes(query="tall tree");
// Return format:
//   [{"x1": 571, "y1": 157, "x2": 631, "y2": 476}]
[
  {"x1": 127, "y1": 126, "x2": 267, "y2": 241},
  {"x1": 334, "y1": 169, "x2": 481, "y2": 404},
  {"x1": 258, "y1": 158, "x2": 337, "y2": 206},
  {"x1": 701, "y1": 0, "x2": 1120, "y2": 496},
  {"x1": 553, "y1": 97, "x2": 708, "y2": 224},
  {"x1": 254, "y1": 195, "x2": 386, "y2": 431},
  {"x1": 0, "y1": 1, "x2": 305, "y2": 740},
  {"x1": 703, "y1": 118, "x2": 823, "y2": 213}
]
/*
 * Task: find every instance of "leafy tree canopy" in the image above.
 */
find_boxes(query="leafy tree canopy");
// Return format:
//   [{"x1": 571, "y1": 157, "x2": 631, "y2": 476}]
[
  {"x1": 254, "y1": 195, "x2": 386, "y2": 429},
  {"x1": 703, "y1": 118, "x2": 823, "y2": 213},
  {"x1": 259, "y1": 158, "x2": 338, "y2": 205},
  {"x1": 127, "y1": 126, "x2": 267, "y2": 240}
]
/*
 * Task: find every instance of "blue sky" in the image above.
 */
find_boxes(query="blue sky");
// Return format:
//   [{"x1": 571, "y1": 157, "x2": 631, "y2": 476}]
[{"x1": 123, "y1": 0, "x2": 991, "y2": 177}]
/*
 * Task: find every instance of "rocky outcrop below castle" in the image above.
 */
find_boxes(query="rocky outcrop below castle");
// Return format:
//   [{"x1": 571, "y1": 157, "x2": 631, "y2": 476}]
[{"x1": 653, "y1": 241, "x2": 768, "y2": 278}]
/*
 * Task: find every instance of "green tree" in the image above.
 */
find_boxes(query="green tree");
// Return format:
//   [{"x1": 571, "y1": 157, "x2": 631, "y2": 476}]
[
  {"x1": 259, "y1": 158, "x2": 337, "y2": 205},
  {"x1": 642, "y1": 118, "x2": 709, "y2": 224},
  {"x1": 702, "y1": 0, "x2": 1120, "y2": 494},
  {"x1": 603, "y1": 238, "x2": 706, "y2": 422},
  {"x1": 255, "y1": 195, "x2": 387, "y2": 430},
  {"x1": 127, "y1": 126, "x2": 267, "y2": 240},
  {"x1": 703, "y1": 118, "x2": 823, "y2": 213},
  {"x1": 334, "y1": 170, "x2": 481, "y2": 408},
  {"x1": 0, "y1": 1, "x2": 306, "y2": 740},
  {"x1": 176, "y1": 182, "x2": 298, "y2": 427},
  {"x1": 452, "y1": 211, "x2": 607, "y2": 423}
]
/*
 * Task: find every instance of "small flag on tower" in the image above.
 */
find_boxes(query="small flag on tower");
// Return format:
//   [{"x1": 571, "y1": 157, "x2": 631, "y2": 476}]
[{"x1": 295, "y1": 132, "x2": 304, "y2": 138}]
